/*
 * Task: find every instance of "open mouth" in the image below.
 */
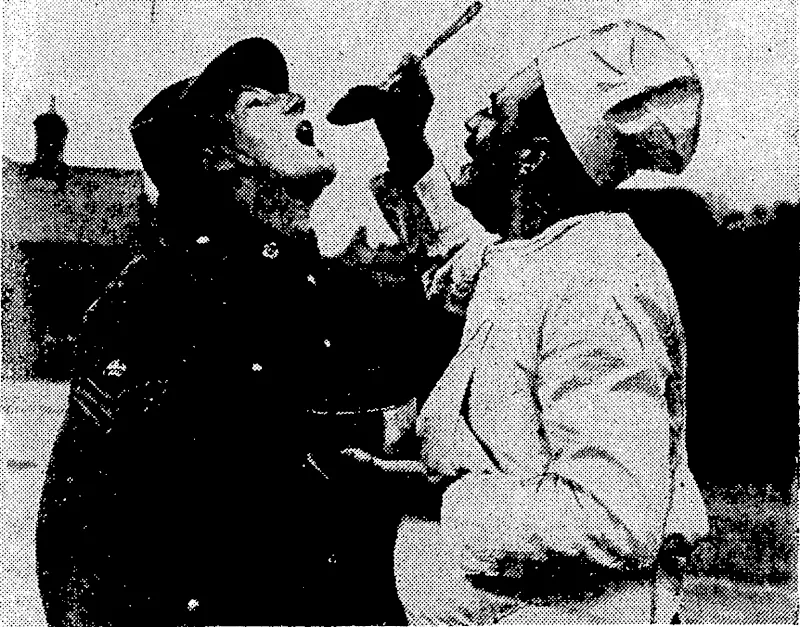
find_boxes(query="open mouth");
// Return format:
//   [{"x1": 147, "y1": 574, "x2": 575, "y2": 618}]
[{"x1": 295, "y1": 120, "x2": 315, "y2": 147}]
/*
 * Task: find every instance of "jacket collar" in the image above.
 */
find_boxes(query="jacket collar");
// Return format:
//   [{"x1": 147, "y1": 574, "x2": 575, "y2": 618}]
[
  {"x1": 148, "y1": 181, "x2": 323, "y2": 271},
  {"x1": 489, "y1": 210, "x2": 634, "y2": 254}
]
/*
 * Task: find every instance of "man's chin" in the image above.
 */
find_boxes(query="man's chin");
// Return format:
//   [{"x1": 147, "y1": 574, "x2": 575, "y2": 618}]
[
  {"x1": 451, "y1": 162, "x2": 482, "y2": 209},
  {"x1": 454, "y1": 160, "x2": 476, "y2": 186},
  {"x1": 454, "y1": 157, "x2": 496, "y2": 200},
  {"x1": 451, "y1": 161, "x2": 516, "y2": 235}
]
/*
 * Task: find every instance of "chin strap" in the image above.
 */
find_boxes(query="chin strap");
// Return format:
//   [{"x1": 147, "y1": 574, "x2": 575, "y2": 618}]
[{"x1": 201, "y1": 144, "x2": 263, "y2": 174}]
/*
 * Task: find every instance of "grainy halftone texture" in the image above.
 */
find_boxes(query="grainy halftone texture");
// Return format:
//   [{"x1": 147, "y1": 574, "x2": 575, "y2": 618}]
[{"x1": 2, "y1": 3, "x2": 797, "y2": 626}]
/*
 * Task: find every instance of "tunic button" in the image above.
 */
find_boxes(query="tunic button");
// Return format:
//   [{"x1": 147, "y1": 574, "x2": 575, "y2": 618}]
[
  {"x1": 196, "y1": 236, "x2": 210, "y2": 245},
  {"x1": 262, "y1": 242, "x2": 279, "y2": 259},
  {"x1": 104, "y1": 359, "x2": 127, "y2": 377},
  {"x1": 252, "y1": 363, "x2": 263, "y2": 372},
  {"x1": 323, "y1": 339, "x2": 331, "y2": 348},
  {"x1": 187, "y1": 598, "x2": 199, "y2": 611},
  {"x1": 307, "y1": 274, "x2": 316, "y2": 285}
]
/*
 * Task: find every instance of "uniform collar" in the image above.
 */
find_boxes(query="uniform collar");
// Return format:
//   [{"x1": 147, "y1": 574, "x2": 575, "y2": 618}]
[
  {"x1": 487, "y1": 210, "x2": 635, "y2": 258},
  {"x1": 151, "y1": 185, "x2": 323, "y2": 271}
]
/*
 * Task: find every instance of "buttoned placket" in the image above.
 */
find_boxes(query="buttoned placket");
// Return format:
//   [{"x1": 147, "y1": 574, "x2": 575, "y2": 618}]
[
  {"x1": 249, "y1": 240, "x2": 282, "y2": 374},
  {"x1": 303, "y1": 268, "x2": 332, "y2": 352}
]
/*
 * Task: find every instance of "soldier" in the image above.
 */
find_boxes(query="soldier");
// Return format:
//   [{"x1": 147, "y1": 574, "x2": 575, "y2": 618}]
[
  {"x1": 36, "y1": 38, "x2": 443, "y2": 626},
  {"x1": 337, "y1": 21, "x2": 710, "y2": 624}
]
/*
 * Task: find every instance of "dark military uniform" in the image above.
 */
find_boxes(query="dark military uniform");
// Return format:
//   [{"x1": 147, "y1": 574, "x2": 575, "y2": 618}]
[
  {"x1": 36, "y1": 211, "x2": 444, "y2": 625},
  {"x1": 36, "y1": 36, "x2": 467, "y2": 626}
]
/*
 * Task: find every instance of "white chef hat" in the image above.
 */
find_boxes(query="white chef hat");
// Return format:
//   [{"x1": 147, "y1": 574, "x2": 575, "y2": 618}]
[{"x1": 537, "y1": 21, "x2": 702, "y2": 188}]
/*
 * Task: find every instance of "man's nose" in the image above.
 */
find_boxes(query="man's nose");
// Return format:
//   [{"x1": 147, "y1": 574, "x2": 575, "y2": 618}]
[{"x1": 283, "y1": 93, "x2": 306, "y2": 115}]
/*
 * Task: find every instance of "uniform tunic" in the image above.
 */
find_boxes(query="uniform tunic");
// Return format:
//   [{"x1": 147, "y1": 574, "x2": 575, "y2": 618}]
[
  {"x1": 36, "y1": 212, "x2": 428, "y2": 626},
  {"x1": 376, "y1": 165, "x2": 710, "y2": 624}
]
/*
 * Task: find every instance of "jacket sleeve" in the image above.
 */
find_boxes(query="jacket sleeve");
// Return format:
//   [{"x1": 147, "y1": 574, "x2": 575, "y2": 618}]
[
  {"x1": 371, "y1": 164, "x2": 500, "y2": 317},
  {"x1": 441, "y1": 280, "x2": 676, "y2": 572}
]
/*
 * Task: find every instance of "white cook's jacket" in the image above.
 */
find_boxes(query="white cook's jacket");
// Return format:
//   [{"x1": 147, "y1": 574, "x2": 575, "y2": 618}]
[{"x1": 375, "y1": 164, "x2": 709, "y2": 621}]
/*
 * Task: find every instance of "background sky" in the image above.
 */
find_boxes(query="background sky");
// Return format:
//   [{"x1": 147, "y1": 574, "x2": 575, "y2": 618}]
[{"x1": 4, "y1": 0, "x2": 798, "y2": 252}]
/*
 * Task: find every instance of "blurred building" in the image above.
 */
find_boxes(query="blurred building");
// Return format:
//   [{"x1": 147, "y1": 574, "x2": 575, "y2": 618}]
[{"x1": 2, "y1": 99, "x2": 143, "y2": 379}]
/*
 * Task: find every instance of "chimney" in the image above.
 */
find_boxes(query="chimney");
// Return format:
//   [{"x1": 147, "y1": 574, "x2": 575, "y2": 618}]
[{"x1": 33, "y1": 96, "x2": 68, "y2": 171}]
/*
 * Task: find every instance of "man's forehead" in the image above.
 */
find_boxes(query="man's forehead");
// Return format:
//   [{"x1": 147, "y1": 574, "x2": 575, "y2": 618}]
[{"x1": 496, "y1": 63, "x2": 544, "y2": 106}]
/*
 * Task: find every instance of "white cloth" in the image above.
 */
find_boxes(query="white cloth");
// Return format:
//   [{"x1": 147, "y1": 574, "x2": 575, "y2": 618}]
[
  {"x1": 380, "y1": 164, "x2": 709, "y2": 624},
  {"x1": 394, "y1": 515, "x2": 685, "y2": 625},
  {"x1": 537, "y1": 21, "x2": 703, "y2": 187}
]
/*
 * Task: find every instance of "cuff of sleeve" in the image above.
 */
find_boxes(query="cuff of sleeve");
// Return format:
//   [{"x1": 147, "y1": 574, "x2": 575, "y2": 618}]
[
  {"x1": 441, "y1": 474, "x2": 549, "y2": 576},
  {"x1": 441, "y1": 472, "x2": 643, "y2": 571}
]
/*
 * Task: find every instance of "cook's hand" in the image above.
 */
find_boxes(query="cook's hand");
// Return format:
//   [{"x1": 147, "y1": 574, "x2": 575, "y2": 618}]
[
  {"x1": 328, "y1": 54, "x2": 434, "y2": 183},
  {"x1": 328, "y1": 54, "x2": 433, "y2": 128},
  {"x1": 376, "y1": 54, "x2": 434, "y2": 136},
  {"x1": 341, "y1": 448, "x2": 454, "y2": 519}
]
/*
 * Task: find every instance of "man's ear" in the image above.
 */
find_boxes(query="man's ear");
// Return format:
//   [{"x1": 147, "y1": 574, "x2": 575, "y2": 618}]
[{"x1": 513, "y1": 142, "x2": 550, "y2": 180}]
